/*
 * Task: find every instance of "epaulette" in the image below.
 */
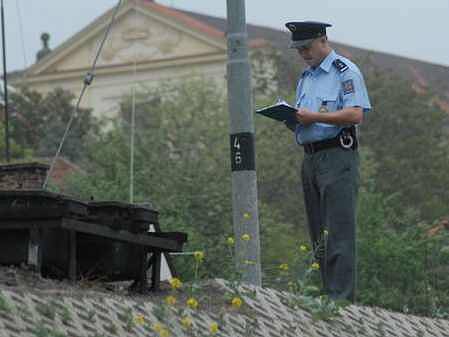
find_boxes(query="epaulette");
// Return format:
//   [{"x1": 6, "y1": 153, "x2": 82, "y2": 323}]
[
  {"x1": 300, "y1": 70, "x2": 308, "y2": 78},
  {"x1": 333, "y1": 59, "x2": 349, "y2": 73}
]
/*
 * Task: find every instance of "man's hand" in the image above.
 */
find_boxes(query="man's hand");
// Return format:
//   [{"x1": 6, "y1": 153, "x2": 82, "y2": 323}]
[{"x1": 296, "y1": 108, "x2": 317, "y2": 125}]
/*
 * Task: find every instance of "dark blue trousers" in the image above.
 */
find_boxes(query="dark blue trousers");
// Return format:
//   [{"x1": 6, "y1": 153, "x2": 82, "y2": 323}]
[{"x1": 301, "y1": 147, "x2": 359, "y2": 302}]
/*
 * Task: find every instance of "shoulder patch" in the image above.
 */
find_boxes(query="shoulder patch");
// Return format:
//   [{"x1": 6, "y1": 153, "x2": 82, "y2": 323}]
[
  {"x1": 342, "y1": 79, "x2": 355, "y2": 95},
  {"x1": 333, "y1": 59, "x2": 349, "y2": 73}
]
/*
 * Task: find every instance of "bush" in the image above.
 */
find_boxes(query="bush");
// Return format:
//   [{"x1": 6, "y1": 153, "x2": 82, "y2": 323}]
[{"x1": 357, "y1": 187, "x2": 449, "y2": 316}]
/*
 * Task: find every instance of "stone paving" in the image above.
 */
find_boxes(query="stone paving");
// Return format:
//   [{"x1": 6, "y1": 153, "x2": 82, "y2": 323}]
[{"x1": 0, "y1": 279, "x2": 448, "y2": 337}]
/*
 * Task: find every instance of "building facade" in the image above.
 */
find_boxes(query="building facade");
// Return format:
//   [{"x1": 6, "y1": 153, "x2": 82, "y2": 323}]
[{"x1": 10, "y1": 0, "x2": 237, "y2": 119}]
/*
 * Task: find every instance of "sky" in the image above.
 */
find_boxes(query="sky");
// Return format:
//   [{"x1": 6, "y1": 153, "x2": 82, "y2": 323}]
[{"x1": 2, "y1": 0, "x2": 449, "y2": 72}]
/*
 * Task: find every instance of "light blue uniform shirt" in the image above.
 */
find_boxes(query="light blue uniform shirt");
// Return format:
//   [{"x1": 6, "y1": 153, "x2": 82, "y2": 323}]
[{"x1": 295, "y1": 50, "x2": 371, "y2": 145}]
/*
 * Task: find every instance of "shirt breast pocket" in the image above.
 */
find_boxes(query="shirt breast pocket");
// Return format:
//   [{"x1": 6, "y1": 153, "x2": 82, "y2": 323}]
[{"x1": 317, "y1": 93, "x2": 340, "y2": 113}]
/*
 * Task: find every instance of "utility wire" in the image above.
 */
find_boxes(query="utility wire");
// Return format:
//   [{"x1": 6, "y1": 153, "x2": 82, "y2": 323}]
[
  {"x1": 1, "y1": 0, "x2": 10, "y2": 162},
  {"x1": 129, "y1": 0, "x2": 138, "y2": 203},
  {"x1": 43, "y1": 0, "x2": 123, "y2": 189},
  {"x1": 15, "y1": 0, "x2": 28, "y2": 71}
]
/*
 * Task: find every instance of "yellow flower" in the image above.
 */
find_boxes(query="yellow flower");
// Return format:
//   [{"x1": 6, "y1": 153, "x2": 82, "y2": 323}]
[
  {"x1": 226, "y1": 237, "x2": 235, "y2": 246},
  {"x1": 299, "y1": 245, "x2": 308, "y2": 252},
  {"x1": 186, "y1": 297, "x2": 199, "y2": 310},
  {"x1": 180, "y1": 316, "x2": 193, "y2": 329},
  {"x1": 134, "y1": 314, "x2": 145, "y2": 325},
  {"x1": 243, "y1": 212, "x2": 251, "y2": 219},
  {"x1": 153, "y1": 323, "x2": 164, "y2": 333},
  {"x1": 279, "y1": 263, "x2": 289, "y2": 271},
  {"x1": 160, "y1": 328, "x2": 170, "y2": 337},
  {"x1": 311, "y1": 262, "x2": 320, "y2": 271},
  {"x1": 231, "y1": 297, "x2": 243, "y2": 309},
  {"x1": 194, "y1": 251, "x2": 205, "y2": 263},
  {"x1": 165, "y1": 295, "x2": 177, "y2": 306},
  {"x1": 169, "y1": 277, "x2": 182, "y2": 290},
  {"x1": 209, "y1": 322, "x2": 219, "y2": 334},
  {"x1": 241, "y1": 234, "x2": 251, "y2": 241}
]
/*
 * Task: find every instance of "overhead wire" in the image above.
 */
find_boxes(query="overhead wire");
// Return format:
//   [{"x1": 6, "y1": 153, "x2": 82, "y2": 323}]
[
  {"x1": 43, "y1": 0, "x2": 124, "y2": 189},
  {"x1": 15, "y1": 0, "x2": 28, "y2": 72},
  {"x1": 129, "y1": 0, "x2": 138, "y2": 203}
]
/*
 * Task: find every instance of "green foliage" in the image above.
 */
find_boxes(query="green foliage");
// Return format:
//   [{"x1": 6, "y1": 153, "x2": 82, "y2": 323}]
[
  {"x1": 8, "y1": 87, "x2": 99, "y2": 162},
  {"x1": 360, "y1": 69, "x2": 449, "y2": 220},
  {"x1": 296, "y1": 295, "x2": 347, "y2": 321},
  {"x1": 60, "y1": 305, "x2": 72, "y2": 325},
  {"x1": 272, "y1": 233, "x2": 349, "y2": 321},
  {"x1": 0, "y1": 121, "x2": 33, "y2": 161},
  {"x1": 251, "y1": 46, "x2": 282, "y2": 97},
  {"x1": 65, "y1": 79, "x2": 301, "y2": 282},
  {"x1": 254, "y1": 92, "x2": 306, "y2": 228},
  {"x1": 0, "y1": 292, "x2": 12, "y2": 313},
  {"x1": 66, "y1": 79, "x2": 232, "y2": 279},
  {"x1": 357, "y1": 187, "x2": 449, "y2": 316},
  {"x1": 259, "y1": 203, "x2": 304, "y2": 287},
  {"x1": 122, "y1": 307, "x2": 135, "y2": 331},
  {"x1": 31, "y1": 324, "x2": 66, "y2": 337}
]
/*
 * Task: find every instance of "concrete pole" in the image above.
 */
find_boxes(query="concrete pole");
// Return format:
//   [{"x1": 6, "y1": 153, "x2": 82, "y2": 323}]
[{"x1": 226, "y1": 0, "x2": 261, "y2": 286}]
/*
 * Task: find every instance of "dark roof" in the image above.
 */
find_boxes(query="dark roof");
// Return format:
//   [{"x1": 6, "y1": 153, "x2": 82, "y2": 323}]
[{"x1": 179, "y1": 8, "x2": 290, "y2": 50}]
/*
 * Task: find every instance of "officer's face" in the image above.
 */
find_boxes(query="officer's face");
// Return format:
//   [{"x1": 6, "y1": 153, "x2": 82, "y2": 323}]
[{"x1": 296, "y1": 38, "x2": 326, "y2": 67}]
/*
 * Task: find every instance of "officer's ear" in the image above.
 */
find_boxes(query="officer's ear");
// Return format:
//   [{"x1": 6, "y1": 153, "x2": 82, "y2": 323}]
[{"x1": 318, "y1": 36, "x2": 328, "y2": 49}]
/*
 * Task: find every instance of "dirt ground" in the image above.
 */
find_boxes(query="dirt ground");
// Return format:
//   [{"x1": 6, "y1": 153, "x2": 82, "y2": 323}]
[{"x1": 0, "y1": 264, "x2": 237, "y2": 314}]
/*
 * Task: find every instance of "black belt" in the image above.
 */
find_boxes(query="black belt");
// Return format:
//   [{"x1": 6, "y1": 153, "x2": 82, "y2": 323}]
[{"x1": 303, "y1": 127, "x2": 358, "y2": 154}]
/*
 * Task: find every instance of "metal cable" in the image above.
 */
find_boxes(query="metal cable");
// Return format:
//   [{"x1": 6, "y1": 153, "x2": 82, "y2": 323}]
[
  {"x1": 129, "y1": 0, "x2": 138, "y2": 203},
  {"x1": 15, "y1": 0, "x2": 28, "y2": 71},
  {"x1": 43, "y1": 0, "x2": 123, "y2": 189}
]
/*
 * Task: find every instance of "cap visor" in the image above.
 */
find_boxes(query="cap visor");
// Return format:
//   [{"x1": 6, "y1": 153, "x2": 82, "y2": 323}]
[{"x1": 289, "y1": 39, "x2": 314, "y2": 49}]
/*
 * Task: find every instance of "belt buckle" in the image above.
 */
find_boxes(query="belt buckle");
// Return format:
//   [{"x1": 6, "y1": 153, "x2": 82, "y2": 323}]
[{"x1": 339, "y1": 134, "x2": 354, "y2": 149}]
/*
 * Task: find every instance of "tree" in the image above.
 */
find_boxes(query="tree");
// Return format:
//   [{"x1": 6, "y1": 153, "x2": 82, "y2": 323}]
[
  {"x1": 360, "y1": 69, "x2": 449, "y2": 221},
  {"x1": 7, "y1": 87, "x2": 99, "y2": 162},
  {"x1": 0, "y1": 121, "x2": 32, "y2": 161}
]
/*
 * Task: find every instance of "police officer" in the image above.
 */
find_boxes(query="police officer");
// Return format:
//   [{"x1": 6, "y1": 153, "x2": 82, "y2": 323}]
[{"x1": 285, "y1": 21, "x2": 371, "y2": 302}]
